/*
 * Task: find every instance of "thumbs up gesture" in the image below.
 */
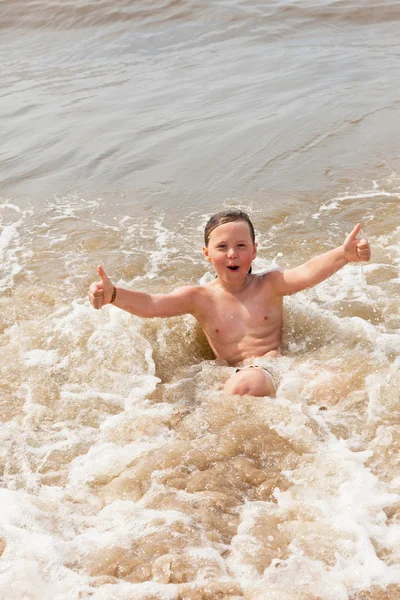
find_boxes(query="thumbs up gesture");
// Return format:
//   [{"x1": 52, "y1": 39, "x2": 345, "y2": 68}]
[
  {"x1": 343, "y1": 224, "x2": 371, "y2": 263},
  {"x1": 87, "y1": 266, "x2": 115, "y2": 309}
]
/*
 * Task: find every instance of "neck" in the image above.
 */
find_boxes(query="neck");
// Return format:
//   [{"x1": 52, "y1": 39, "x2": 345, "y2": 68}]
[{"x1": 216, "y1": 274, "x2": 253, "y2": 293}]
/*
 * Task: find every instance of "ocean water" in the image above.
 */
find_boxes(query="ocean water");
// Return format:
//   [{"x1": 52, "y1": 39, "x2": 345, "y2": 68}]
[{"x1": 1, "y1": 0, "x2": 400, "y2": 598}]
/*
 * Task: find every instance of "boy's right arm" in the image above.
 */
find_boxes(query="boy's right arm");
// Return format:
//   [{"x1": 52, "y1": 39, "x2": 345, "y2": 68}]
[{"x1": 87, "y1": 266, "x2": 199, "y2": 318}]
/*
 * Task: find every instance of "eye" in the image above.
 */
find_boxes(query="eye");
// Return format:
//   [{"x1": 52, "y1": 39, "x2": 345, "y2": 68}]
[
  {"x1": 217, "y1": 244, "x2": 226, "y2": 249},
  {"x1": 238, "y1": 243, "x2": 246, "y2": 247}
]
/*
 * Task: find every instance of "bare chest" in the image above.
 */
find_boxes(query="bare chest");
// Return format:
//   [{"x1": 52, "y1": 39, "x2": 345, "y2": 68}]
[{"x1": 200, "y1": 285, "x2": 282, "y2": 342}]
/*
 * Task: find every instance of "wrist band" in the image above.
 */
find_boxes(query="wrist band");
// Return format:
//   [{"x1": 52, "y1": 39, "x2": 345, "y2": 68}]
[{"x1": 110, "y1": 285, "x2": 117, "y2": 304}]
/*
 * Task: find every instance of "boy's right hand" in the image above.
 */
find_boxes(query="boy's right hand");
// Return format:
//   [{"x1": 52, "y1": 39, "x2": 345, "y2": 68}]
[{"x1": 87, "y1": 266, "x2": 114, "y2": 309}]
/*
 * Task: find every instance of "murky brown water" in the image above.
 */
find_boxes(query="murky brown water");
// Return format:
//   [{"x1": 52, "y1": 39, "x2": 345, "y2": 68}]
[{"x1": 1, "y1": 0, "x2": 400, "y2": 598}]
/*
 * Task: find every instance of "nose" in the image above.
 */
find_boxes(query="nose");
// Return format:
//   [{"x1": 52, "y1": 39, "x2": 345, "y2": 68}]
[{"x1": 227, "y1": 247, "x2": 237, "y2": 259}]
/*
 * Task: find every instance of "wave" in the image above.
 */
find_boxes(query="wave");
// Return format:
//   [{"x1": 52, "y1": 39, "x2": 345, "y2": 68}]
[
  {"x1": 2, "y1": 0, "x2": 400, "y2": 32},
  {"x1": 1, "y1": 0, "x2": 206, "y2": 31}
]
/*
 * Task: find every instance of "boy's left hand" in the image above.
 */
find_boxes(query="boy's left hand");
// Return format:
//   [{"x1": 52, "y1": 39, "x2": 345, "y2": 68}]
[{"x1": 343, "y1": 223, "x2": 371, "y2": 262}]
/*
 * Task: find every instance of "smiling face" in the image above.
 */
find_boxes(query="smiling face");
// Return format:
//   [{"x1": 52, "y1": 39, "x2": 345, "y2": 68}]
[{"x1": 202, "y1": 220, "x2": 257, "y2": 284}]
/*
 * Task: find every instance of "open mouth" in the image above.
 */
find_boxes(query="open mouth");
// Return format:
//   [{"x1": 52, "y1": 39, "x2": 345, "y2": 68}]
[{"x1": 227, "y1": 266, "x2": 239, "y2": 271}]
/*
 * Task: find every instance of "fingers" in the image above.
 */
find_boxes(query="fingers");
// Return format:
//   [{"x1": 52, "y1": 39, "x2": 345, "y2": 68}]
[
  {"x1": 87, "y1": 282, "x2": 104, "y2": 309},
  {"x1": 86, "y1": 266, "x2": 109, "y2": 309},
  {"x1": 87, "y1": 266, "x2": 115, "y2": 309},
  {"x1": 356, "y1": 239, "x2": 371, "y2": 261},
  {"x1": 343, "y1": 224, "x2": 371, "y2": 262}
]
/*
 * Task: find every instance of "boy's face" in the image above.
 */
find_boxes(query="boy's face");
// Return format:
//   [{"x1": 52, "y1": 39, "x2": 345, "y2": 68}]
[{"x1": 202, "y1": 220, "x2": 257, "y2": 282}]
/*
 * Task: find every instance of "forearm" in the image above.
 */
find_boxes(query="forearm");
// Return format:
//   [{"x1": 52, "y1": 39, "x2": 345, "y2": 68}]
[
  {"x1": 278, "y1": 245, "x2": 349, "y2": 295},
  {"x1": 299, "y1": 246, "x2": 349, "y2": 288},
  {"x1": 111, "y1": 287, "x2": 155, "y2": 317},
  {"x1": 110, "y1": 285, "x2": 197, "y2": 318}
]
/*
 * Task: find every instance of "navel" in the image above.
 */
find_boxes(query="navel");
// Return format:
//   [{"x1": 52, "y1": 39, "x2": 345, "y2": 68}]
[
  {"x1": 264, "y1": 316, "x2": 268, "y2": 320},
  {"x1": 215, "y1": 328, "x2": 220, "y2": 333}
]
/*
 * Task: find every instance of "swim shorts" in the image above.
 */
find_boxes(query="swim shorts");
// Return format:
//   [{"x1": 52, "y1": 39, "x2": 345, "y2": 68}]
[{"x1": 235, "y1": 357, "x2": 281, "y2": 394}]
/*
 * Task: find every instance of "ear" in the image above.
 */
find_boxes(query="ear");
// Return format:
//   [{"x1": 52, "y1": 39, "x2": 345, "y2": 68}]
[
  {"x1": 202, "y1": 246, "x2": 212, "y2": 262},
  {"x1": 252, "y1": 242, "x2": 258, "y2": 260}
]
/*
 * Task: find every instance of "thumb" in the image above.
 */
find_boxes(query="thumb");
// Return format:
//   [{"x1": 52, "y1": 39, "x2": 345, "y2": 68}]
[
  {"x1": 97, "y1": 265, "x2": 110, "y2": 284},
  {"x1": 347, "y1": 223, "x2": 361, "y2": 241}
]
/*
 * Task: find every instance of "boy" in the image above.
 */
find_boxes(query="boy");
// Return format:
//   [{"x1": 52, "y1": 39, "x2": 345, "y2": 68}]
[{"x1": 87, "y1": 210, "x2": 371, "y2": 397}]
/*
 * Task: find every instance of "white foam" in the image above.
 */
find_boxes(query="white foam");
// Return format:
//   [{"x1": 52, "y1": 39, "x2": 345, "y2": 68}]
[
  {"x1": 0, "y1": 220, "x2": 23, "y2": 291},
  {"x1": 337, "y1": 190, "x2": 400, "y2": 201},
  {"x1": 140, "y1": 216, "x2": 177, "y2": 280},
  {"x1": 273, "y1": 439, "x2": 400, "y2": 586},
  {"x1": 0, "y1": 488, "x2": 88, "y2": 599},
  {"x1": 312, "y1": 200, "x2": 340, "y2": 219},
  {"x1": 0, "y1": 201, "x2": 21, "y2": 213},
  {"x1": 311, "y1": 180, "x2": 400, "y2": 221},
  {"x1": 88, "y1": 581, "x2": 178, "y2": 600},
  {"x1": 0, "y1": 224, "x2": 19, "y2": 254},
  {"x1": 228, "y1": 432, "x2": 400, "y2": 596},
  {"x1": 251, "y1": 554, "x2": 349, "y2": 600},
  {"x1": 199, "y1": 271, "x2": 214, "y2": 284},
  {"x1": 68, "y1": 441, "x2": 159, "y2": 488},
  {"x1": 23, "y1": 349, "x2": 58, "y2": 367}
]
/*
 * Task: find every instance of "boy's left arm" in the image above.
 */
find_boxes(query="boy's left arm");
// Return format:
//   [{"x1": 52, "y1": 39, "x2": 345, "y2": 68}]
[{"x1": 270, "y1": 224, "x2": 371, "y2": 296}]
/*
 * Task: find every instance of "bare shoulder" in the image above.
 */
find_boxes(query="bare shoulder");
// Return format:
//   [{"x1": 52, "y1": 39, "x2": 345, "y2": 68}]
[
  {"x1": 173, "y1": 284, "x2": 211, "y2": 297},
  {"x1": 190, "y1": 282, "x2": 215, "y2": 303},
  {"x1": 189, "y1": 281, "x2": 221, "y2": 313},
  {"x1": 167, "y1": 284, "x2": 203, "y2": 303},
  {"x1": 167, "y1": 284, "x2": 211, "y2": 310},
  {"x1": 255, "y1": 269, "x2": 282, "y2": 289},
  {"x1": 250, "y1": 269, "x2": 288, "y2": 300}
]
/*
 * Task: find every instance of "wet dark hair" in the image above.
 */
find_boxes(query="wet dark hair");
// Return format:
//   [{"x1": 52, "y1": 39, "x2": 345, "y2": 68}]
[{"x1": 204, "y1": 210, "x2": 255, "y2": 246}]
